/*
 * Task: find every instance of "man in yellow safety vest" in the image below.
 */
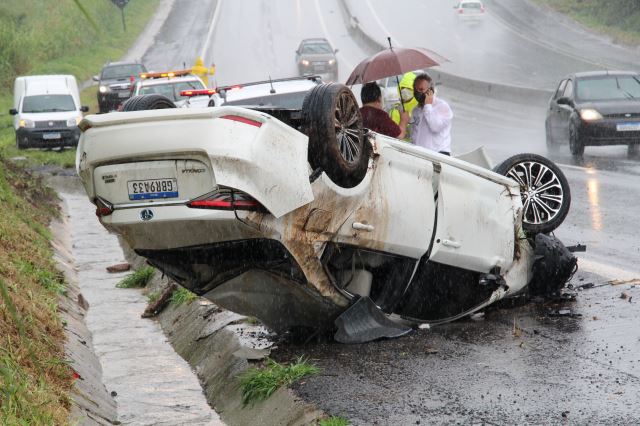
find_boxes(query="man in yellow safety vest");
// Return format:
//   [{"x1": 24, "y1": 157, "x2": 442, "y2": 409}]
[
  {"x1": 191, "y1": 57, "x2": 216, "y2": 88},
  {"x1": 389, "y1": 72, "x2": 418, "y2": 141}
]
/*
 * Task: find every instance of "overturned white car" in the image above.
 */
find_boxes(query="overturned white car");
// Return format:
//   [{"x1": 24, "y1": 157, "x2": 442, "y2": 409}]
[{"x1": 76, "y1": 81, "x2": 576, "y2": 343}]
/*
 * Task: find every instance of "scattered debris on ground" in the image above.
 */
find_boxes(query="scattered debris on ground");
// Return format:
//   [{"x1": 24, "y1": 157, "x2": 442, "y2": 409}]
[{"x1": 106, "y1": 262, "x2": 131, "y2": 273}]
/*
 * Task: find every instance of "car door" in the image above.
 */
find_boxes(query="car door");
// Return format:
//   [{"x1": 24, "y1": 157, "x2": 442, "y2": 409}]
[
  {"x1": 548, "y1": 79, "x2": 567, "y2": 141},
  {"x1": 557, "y1": 79, "x2": 575, "y2": 142}
]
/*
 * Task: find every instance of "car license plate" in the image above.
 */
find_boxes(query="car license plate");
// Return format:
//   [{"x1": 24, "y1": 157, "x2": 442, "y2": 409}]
[
  {"x1": 127, "y1": 178, "x2": 178, "y2": 200},
  {"x1": 43, "y1": 133, "x2": 61, "y2": 140},
  {"x1": 617, "y1": 122, "x2": 640, "y2": 132},
  {"x1": 118, "y1": 91, "x2": 130, "y2": 98}
]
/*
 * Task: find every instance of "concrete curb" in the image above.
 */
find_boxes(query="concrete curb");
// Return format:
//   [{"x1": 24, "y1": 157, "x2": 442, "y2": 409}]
[
  {"x1": 51, "y1": 198, "x2": 118, "y2": 426},
  {"x1": 120, "y1": 241, "x2": 325, "y2": 426},
  {"x1": 339, "y1": 0, "x2": 553, "y2": 106}
]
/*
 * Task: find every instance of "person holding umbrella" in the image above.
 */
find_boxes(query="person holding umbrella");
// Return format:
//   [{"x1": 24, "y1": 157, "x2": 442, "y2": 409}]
[
  {"x1": 410, "y1": 73, "x2": 453, "y2": 156},
  {"x1": 360, "y1": 82, "x2": 409, "y2": 139}
]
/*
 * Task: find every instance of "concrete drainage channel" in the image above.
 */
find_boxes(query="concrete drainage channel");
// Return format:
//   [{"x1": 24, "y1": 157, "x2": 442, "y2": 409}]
[{"x1": 50, "y1": 175, "x2": 321, "y2": 425}]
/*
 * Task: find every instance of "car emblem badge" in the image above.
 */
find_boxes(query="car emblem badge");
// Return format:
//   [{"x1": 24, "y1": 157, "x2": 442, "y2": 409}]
[{"x1": 140, "y1": 209, "x2": 154, "y2": 221}]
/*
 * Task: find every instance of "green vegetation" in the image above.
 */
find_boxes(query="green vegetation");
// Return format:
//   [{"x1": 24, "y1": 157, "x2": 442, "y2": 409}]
[
  {"x1": 533, "y1": 0, "x2": 640, "y2": 44},
  {"x1": 116, "y1": 266, "x2": 155, "y2": 289},
  {"x1": 0, "y1": 0, "x2": 159, "y2": 168},
  {"x1": 169, "y1": 287, "x2": 198, "y2": 306},
  {"x1": 147, "y1": 289, "x2": 162, "y2": 303},
  {"x1": 239, "y1": 357, "x2": 320, "y2": 407},
  {"x1": 0, "y1": 1, "x2": 159, "y2": 423},
  {"x1": 318, "y1": 417, "x2": 351, "y2": 426},
  {"x1": 0, "y1": 161, "x2": 71, "y2": 424}
]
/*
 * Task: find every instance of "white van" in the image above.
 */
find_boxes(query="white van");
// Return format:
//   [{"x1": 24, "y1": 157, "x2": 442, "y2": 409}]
[{"x1": 9, "y1": 75, "x2": 88, "y2": 149}]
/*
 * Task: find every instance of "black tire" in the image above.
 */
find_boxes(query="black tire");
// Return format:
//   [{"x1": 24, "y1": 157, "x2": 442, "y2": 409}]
[
  {"x1": 302, "y1": 83, "x2": 370, "y2": 188},
  {"x1": 545, "y1": 121, "x2": 559, "y2": 153},
  {"x1": 494, "y1": 153, "x2": 571, "y2": 235},
  {"x1": 569, "y1": 124, "x2": 584, "y2": 156},
  {"x1": 122, "y1": 94, "x2": 176, "y2": 111}
]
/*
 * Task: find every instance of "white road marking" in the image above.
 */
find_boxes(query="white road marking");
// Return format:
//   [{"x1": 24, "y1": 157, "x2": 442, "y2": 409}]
[
  {"x1": 365, "y1": 0, "x2": 402, "y2": 48},
  {"x1": 314, "y1": 0, "x2": 354, "y2": 71},
  {"x1": 200, "y1": 0, "x2": 223, "y2": 61},
  {"x1": 578, "y1": 258, "x2": 639, "y2": 281}
]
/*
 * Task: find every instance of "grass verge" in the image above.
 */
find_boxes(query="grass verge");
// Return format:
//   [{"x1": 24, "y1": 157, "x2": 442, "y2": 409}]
[
  {"x1": 239, "y1": 357, "x2": 320, "y2": 407},
  {"x1": 116, "y1": 266, "x2": 155, "y2": 289},
  {"x1": 532, "y1": 0, "x2": 640, "y2": 45},
  {"x1": 318, "y1": 417, "x2": 351, "y2": 426},
  {"x1": 0, "y1": 160, "x2": 71, "y2": 424},
  {"x1": 0, "y1": 1, "x2": 160, "y2": 422},
  {"x1": 169, "y1": 287, "x2": 198, "y2": 307}
]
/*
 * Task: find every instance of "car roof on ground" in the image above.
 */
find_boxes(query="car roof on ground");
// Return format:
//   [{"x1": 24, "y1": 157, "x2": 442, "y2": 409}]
[{"x1": 219, "y1": 76, "x2": 321, "y2": 99}]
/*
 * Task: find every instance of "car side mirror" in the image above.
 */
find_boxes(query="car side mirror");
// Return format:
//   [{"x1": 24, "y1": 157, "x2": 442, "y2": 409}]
[
  {"x1": 9, "y1": 108, "x2": 18, "y2": 115},
  {"x1": 334, "y1": 48, "x2": 339, "y2": 54},
  {"x1": 556, "y1": 96, "x2": 572, "y2": 106},
  {"x1": 81, "y1": 106, "x2": 89, "y2": 113},
  {"x1": 93, "y1": 75, "x2": 100, "y2": 82}
]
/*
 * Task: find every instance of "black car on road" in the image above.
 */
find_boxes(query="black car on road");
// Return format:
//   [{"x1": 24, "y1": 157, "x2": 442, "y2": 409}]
[
  {"x1": 546, "y1": 71, "x2": 640, "y2": 157},
  {"x1": 94, "y1": 61, "x2": 147, "y2": 113}
]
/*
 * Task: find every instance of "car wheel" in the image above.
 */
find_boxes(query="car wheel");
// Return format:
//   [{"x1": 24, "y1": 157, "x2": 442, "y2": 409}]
[
  {"x1": 302, "y1": 83, "x2": 370, "y2": 188},
  {"x1": 545, "y1": 121, "x2": 559, "y2": 153},
  {"x1": 122, "y1": 94, "x2": 176, "y2": 111},
  {"x1": 494, "y1": 153, "x2": 571, "y2": 235},
  {"x1": 628, "y1": 144, "x2": 639, "y2": 158},
  {"x1": 15, "y1": 134, "x2": 24, "y2": 150},
  {"x1": 569, "y1": 125, "x2": 584, "y2": 156}
]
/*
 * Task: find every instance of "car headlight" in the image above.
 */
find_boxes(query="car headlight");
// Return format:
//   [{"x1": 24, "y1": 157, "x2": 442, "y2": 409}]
[
  {"x1": 328, "y1": 59, "x2": 336, "y2": 65},
  {"x1": 19, "y1": 118, "x2": 35, "y2": 129},
  {"x1": 301, "y1": 59, "x2": 310, "y2": 66},
  {"x1": 579, "y1": 109, "x2": 602, "y2": 121},
  {"x1": 67, "y1": 117, "x2": 82, "y2": 127},
  {"x1": 99, "y1": 85, "x2": 109, "y2": 94}
]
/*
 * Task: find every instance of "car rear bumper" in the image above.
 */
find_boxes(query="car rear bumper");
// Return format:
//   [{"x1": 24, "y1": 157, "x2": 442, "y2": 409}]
[{"x1": 16, "y1": 127, "x2": 80, "y2": 148}]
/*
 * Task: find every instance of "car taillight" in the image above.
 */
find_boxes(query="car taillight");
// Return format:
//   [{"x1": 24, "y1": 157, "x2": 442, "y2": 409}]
[
  {"x1": 187, "y1": 190, "x2": 264, "y2": 211},
  {"x1": 95, "y1": 197, "x2": 113, "y2": 217},
  {"x1": 458, "y1": 8, "x2": 464, "y2": 13},
  {"x1": 480, "y1": 7, "x2": 485, "y2": 12},
  {"x1": 221, "y1": 115, "x2": 262, "y2": 127}
]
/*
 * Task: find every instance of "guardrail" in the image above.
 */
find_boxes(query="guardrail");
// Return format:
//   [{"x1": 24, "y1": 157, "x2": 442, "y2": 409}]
[{"x1": 339, "y1": 0, "x2": 553, "y2": 106}]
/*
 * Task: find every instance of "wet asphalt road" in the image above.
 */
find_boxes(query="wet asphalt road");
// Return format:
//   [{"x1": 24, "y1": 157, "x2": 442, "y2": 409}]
[{"x1": 134, "y1": 0, "x2": 639, "y2": 423}]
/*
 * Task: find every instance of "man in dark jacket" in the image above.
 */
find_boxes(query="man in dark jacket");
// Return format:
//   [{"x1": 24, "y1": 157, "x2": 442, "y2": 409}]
[{"x1": 360, "y1": 82, "x2": 409, "y2": 139}]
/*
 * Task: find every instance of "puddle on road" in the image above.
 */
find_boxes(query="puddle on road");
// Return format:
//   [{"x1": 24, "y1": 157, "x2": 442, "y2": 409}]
[{"x1": 56, "y1": 178, "x2": 223, "y2": 425}]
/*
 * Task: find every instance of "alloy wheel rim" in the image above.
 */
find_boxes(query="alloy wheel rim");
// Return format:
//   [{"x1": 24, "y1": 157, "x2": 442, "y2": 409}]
[
  {"x1": 507, "y1": 161, "x2": 564, "y2": 225},
  {"x1": 334, "y1": 92, "x2": 361, "y2": 164}
]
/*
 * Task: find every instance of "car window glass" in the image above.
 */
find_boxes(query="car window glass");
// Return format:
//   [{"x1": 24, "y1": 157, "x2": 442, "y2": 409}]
[
  {"x1": 554, "y1": 80, "x2": 567, "y2": 99},
  {"x1": 22, "y1": 94, "x2": 76, "y2": 113},
  {"x1": 563, "y1": 80, "x2": 574, "y2": 98},
  {"x1": 462, "y1": 2, "x2": 482, "y2": 9},
  {"x1": 301, "y1": 43, "x2": 333, "y2": 54},
  {"x1": 576, "y1": 76, "x2": 640, "y2": 101},
  {"x1": 140, "y1": 84, "x2": 174, "y2": 99},
  {"x1": 102, "y1": 64, "x2": 146, "y2": 79}
]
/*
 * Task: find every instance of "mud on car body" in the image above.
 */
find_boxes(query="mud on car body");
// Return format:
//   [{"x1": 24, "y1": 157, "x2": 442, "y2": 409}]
[{"x1": 76, "y1": 83, "x2": 576, "y2": 343}]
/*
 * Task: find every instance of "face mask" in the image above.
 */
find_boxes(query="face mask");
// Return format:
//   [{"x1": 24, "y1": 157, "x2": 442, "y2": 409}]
[
  {"x1": 400, "y1": 88, "x2": 413, "y2": 103},
  {"x1": 414, "y1": 89, "x2": 426, "y2": 104}
]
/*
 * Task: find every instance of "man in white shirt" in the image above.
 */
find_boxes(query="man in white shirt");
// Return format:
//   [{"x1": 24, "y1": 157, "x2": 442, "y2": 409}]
[{"x1": 410, "y1": 73, "x2": 453, "y2": 155}]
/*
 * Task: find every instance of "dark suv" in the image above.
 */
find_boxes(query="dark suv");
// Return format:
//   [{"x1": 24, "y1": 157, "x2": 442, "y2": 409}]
[{"x1": 94, "y1": 61, "x2": 147, "y2": 113}]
